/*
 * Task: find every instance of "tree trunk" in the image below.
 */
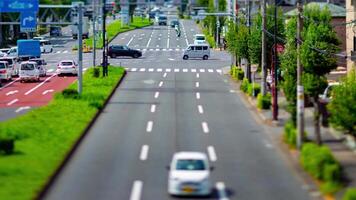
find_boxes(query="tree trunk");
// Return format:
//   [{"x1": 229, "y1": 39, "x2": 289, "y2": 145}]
[{"x1": 312, "y1": 96, "x2": 322, "y2": 145}]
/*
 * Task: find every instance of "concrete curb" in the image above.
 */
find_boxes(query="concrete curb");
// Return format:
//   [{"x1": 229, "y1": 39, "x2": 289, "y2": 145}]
[{"x1": 36, "y1": 70, "x2": 127, "y2": 200}]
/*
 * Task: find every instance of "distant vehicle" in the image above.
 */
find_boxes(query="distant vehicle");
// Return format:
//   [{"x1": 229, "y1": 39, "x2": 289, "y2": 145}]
[
  {"x1": 170, "y1": 19, "x2": 180, "y2": 28},
  {"x1": 10, "y1": 40, "x2": 42, "y2": 60},
  {"x1": 0, "y1": 57, "x2": 19, "y2": 77},
  {"x1": 29, "y1": 58, "x2": 47, "y2": 77},
  {"x1": 50, "y1": 26, "x2": 62, "y2": 37},
  {"x1": 157, "y1": 14, "x2": 167, "y2": 26},
  {"x1": 71, "y1": 16, "x2": 89, "y2": 39},
  {"x1": 0, "y1": 61, "x2": 12, "y2": 81},
  {"x1": 57, "y1": 60, "x2": 78, "y2": 76},
  {"x1": 0, "y1": 52, "x2": 6, "y2": 57},
  {"x1": 33, "y1": 36, "x2": 45, "y2": 41},
  {"x1": 19, "y1": 61, "x2": 40, "y2": 82},
  {"x1": 194, "y1": 34, "x2": 206, "y2": 45},
  {"x1": 168, "y1": 152, "x2": 212, "y2": 197},
  {"x1": 108, "y1": 45, "x2": 142, "y2": 58},
  {"x1": 39, "y1": 40, "x2": 53, "y2": 53},
  {"x1": 183, "y1": 44, "x2": 210, "y2": 60},
  {"x1": 0, "y1": 48, "x2": 10, "y2": 57}
]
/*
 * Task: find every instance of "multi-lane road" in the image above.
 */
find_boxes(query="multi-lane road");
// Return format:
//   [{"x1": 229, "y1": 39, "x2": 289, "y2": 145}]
[{"x1": 37, "y1": 15, "x2": 317, "y2": 200}]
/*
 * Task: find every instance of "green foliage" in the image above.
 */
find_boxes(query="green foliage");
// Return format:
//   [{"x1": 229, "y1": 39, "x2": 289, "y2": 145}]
[
  {"x1": 247, "y1": 83, "x2": 261, "y2": 97},
  {"x1": 257, "y1": 93, "x2": 271, "y2": 110},
  {"x1": 231, "y1": 66, "x2": 244, "y2": 80},
  {"x1": 320, "y1": 181, "x2": 343, "y2": 195},
  {"x1": 240, "y1": 78, "x2": 249, "y2": 93},
  {"x1": 328, "y1": 72, "x2": 356, "y2": 135},
  {"x1": 93, "y1": 67, "x2": 100, "y2": 78},
  {"x1": 300, "y1": 143, "x2": 341, "y2": 183},
  {"x1": 236, "y1": 21, "x2": 249, "y2": 60},
  {"x1": 342, "y1": 188, "x2": 356, "y2": 200},
  {"x1": 303, "y1": 73, "x2": 328, "y2": 99},
  {"x1": 202, "y1": 27, "x2": 216, "y2": 48},
  {"x1": 284, "y1": 120, "x2": 297, "y2": 147},
  {"x1": 0, "y1": 66, "x2": 125, "y2": 200}
]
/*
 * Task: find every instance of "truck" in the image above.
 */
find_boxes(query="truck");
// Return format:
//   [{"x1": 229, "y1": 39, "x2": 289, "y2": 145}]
[
  {"x1": 7, "y1": 40, "x2": 41, "y2": 60},
  {"x1": 71, "y1": 16, "x2": 89, "y2": 39}
]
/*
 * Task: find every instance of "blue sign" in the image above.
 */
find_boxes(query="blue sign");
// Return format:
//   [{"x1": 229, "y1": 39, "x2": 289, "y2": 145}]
[
  {"x1": 20, "y1": 12, "x2": 37, "y2": 32},
  {"x1": 0, "y1": 0, "x2": 39, "y2": 13}
]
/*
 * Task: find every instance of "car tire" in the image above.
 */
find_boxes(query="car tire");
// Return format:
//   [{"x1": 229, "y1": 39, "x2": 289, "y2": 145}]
[
  {"x1": 111, "y1": 53, "x2": 117, "y2": 58},
  {"x1": 133, "y1": 53, "x2": 139, "y2": 58},
  {"x1": 50, "y1": 48, "x2": 53, "y2": 53},
  {"x1": 183, "y1": 55, "x2": 188, "y2": 60},
  {"x1": 203, "y1": 55, "x2": 209, "y2": 60}
]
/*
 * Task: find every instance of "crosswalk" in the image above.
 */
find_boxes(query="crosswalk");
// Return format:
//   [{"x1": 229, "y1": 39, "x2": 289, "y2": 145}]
[
  {"x1": 45, "y1": 48, "x2": 185, "y2": 55},
  {"x1": 125, "y1": 68, "x2": 223, "y2": 74}
]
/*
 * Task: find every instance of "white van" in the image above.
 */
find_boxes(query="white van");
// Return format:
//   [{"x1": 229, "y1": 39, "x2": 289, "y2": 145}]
[
  {"x1": 0, "y1": 57, "x2": 18, "y2": 77},
  {"x1": 6, "y1": 47, "x2": 18, "y2": 57},
  {"x1": 40, "y1": 40, "x2": 53, "y2": 53},
  {"x1": 0, "y1": 61, "x2": 12, "y2": 81},
  {"x1": 194, "y1": 34, "x2": 206, "y2": 45},
  {"x1": 183, "y1": 44, "x2": 210, "y2": 60},
  {"x1": 19, "y1": 61, "x2": 40, "y2": 82}
]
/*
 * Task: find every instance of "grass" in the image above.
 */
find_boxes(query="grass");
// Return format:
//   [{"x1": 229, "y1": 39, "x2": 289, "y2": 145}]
[
  {"x1": 0, "y1": 66, "x2": 125, "y2": 200},
  {"x1": 85, "y1": 17, "x2": 152, "y2": 49}
]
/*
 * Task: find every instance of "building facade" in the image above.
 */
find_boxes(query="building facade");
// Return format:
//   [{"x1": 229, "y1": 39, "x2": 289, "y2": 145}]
[{"x1": 346, "y1": 0, "x2": 356, "y2": 71}]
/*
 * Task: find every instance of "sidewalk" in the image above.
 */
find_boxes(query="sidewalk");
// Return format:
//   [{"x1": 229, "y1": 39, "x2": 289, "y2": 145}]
[{"x1": 227, "y1": 71, "x2": 356, "y2": 199}]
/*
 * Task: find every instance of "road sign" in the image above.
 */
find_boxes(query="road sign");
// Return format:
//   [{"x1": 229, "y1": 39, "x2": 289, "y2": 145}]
[
  {"x1": 20, "y1": 12, "x2": 37, "y2": 32},
  {"x1": 0, "y1": 0, "x2": 39, "y2": 12}
]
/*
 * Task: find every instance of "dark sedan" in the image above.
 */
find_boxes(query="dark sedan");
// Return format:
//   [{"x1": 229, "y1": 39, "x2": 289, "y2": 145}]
[{"x1": 108, "y1": 45, "x2": 142, "y2": 58}]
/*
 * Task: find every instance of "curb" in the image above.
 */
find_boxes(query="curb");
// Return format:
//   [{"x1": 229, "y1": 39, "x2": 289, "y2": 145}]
[{"x1": 36, "y1": 70, "x2": 127, "y2": 200}]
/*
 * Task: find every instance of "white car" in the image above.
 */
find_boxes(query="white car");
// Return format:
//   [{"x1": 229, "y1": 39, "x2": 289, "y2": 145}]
[
  {"x1": 194, "y1": 34, "x2": 206, "y2": 45},
  {"x1": 19, "y1": 61, "x2": 40, "y2": 82},
  {"x1": 168, "y1": 152, "x2": 212, "y2": 197},
  {"x1": 0, "y1": 61, "x2": 12, "y2": 81},
  {"x1": 39, "y1": 40, "x2": 53, "y2": 53},
  {"x1": 57, "y1": 60, "x2": 78, "y2": 76},
  {"x1": 0, "y1": 57, "x2": 18, "y2": 77},
  {"x1": 29, "y1": 58, "x2": 47, "y2": 77}
]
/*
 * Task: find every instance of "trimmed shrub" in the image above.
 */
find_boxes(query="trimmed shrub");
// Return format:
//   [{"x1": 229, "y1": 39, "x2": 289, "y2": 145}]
[
  {"x1": 61, "y1": 88, "x2": 80, "y2": 99},
  {"x1": 236, "y1": 68, "x2": 244, "y2": 80},
  {"x1": 342, "y1": 188, "x2": 356, "y2": 200},
  {"x1": 300, "y1": 143, "x2": 341, "y2": 182},
  {"x1": 240, "y1": 78, "x2": 249, "y2": 93},
  {"x1": 93, "y1": 67, "x2": 100, "y2": 78},
  {"x1": 257, "y1": 93, "x2": 271, "y2": 109},
  {"x1": 247, "y1": 83, "x2": 261, "y2": 97},
  {"x1": 320, "y1": 181, "x2": 342, "y2": 195},
  {"x1": 0, "y1": 138, "x2": 14, "y2": 154},
  {"x1": 284, "y1": 121, "x2": 297, "y2": 147}
]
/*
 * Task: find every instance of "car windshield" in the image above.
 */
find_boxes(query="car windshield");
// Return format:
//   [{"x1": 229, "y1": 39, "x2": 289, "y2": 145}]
[
  {"x1": 175, "y1": 159, "x2": 206, "y2": 170},
  {"x1": 21, "y1": 64, "x2": 34, "y2": 70},
  {"x1": 159, "y1": 16, "x2": 167, "y2": 20},
  {"x1": 0, "y1": 59, "x2": 12, "y2": 65},
  {"x1": 196, "y1": 36, "x2": 205, "y2": 40},
  {"x1": 61, "y1": 62, "x2": 73, "y2": 66}
]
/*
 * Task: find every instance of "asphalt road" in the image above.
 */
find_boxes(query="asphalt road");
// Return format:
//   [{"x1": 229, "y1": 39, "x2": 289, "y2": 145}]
[{"x1": 41, "y1": 14, "x2": 315, "y2": 200}]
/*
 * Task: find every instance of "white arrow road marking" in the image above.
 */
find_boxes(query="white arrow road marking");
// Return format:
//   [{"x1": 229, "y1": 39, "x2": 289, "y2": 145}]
[
  {"x1": 6, "y1": 90, "x2": 18, "y2": 96},
  {"x1": 139, "y1": 145, "x2": 149, "y2": 161},
  {"x1": 146, "y1": 121, "x2": 153, "y2": 132},
  {"x1": 7, "y1": 99, "x2": 18, "y2": 106},
  {"x1": 207, "y1": 146, "x2": 217, "y2": 162},
  {"x1": 25, "y1": 74, "x2": 56, "y2": 96},
  {"x1": 15, "y1": 106, "x2": 31, "y2": 113},
  {"x1": 127, "y1": 37, "x2": 134, "y2": 46},
  {"x1": 130, "y1": 181, "x2": 143, "y2": 200},
  {"x1": 216, "y1": 182, "x2": 229, "y2": 200},
  {"x1": 202, "y1": 122, "x2": 209, "y2": 133},
  {"x1": 42, "y1": 89, "x2": 54, "y2": 95}
]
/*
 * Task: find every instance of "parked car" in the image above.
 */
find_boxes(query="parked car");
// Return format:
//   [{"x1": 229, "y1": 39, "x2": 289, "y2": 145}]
[
  {"x1": 168, "y1": 152, "x2": 212, "y2": 197},
  {"x1": 183, "y1": 44, "x2": 210, "y2": 60},
  {"x1": 194, "y1": 34, "x2": 206, "y2": 45},
  {"x1": 57, "y1": 60, "x2": 78, "y2": 76},
  {"x1": 29, "y1": 58, "x2": 47, "y2": 77},
  {"x1": 0, "y1": 61, "x2": 12, "y2": 81},
  {"x1": 19, "y1": 61, "x2": 40, "y2": 82},
  {"x1": 108, "y1": 45, "x2": 142, "y2": 58},
  {"x1": 0, "y1": 57, "x2": 18, "y2": 77}
]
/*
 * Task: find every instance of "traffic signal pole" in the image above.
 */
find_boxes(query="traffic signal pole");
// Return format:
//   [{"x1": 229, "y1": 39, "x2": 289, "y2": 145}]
[
  {"x1": 102, "y1": 0, "x2": 108, "y2": 77},
  {"x1": 78, "y1": 3, "x2": 83, "y2": 95},
  {"x1": 297, "y1": 0, "x2": 304, "y2": 149}
]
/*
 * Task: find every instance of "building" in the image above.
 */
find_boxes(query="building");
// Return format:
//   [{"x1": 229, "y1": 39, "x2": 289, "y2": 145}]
[{"x1": 346, "y1": 0, "x2": 356, "y2": 71}]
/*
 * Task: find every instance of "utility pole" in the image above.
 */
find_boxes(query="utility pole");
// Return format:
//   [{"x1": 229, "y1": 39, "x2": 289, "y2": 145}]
[
  {"x1": 271, "y1": 0, "x2": 278, "y2": 120},
  {"x1": 92, "y1": 0, "x2": 96, "y2": 67},
  {"x1": 296, "y1": 0, "x2": 304, "y2": 149},
  {"x1": 102, "y1": 0, "x2": 108, "y2": 76},
  {"x1": 245, "y1": 0, "x2": 251, "y2": 82},
  {"x1": 261, "y1": 0, "x2": 267, "y2": 95},
  {"x1": 78, "y1": 3, "x2": 83, "y2": 95}
]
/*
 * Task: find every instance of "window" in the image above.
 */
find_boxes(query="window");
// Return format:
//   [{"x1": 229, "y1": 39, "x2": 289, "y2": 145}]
[
  {"x1": 115, "y1": 46, "x2": 123, "y2": 50},
  {"x1": 21, "y1": 64, "x2": 34, "y2": 70},
  {"x1": 61, "y1": 62, "x2": 74, "y2": 66},
  {"x1": 196, "y1": 36, "x2": 205, "y2": 41},
  {"x1": 190, "y1": 46, "x2": 195, "y2": 51},
  {"x1": 203, "y1": 46, "x2": 208, "y2": 50},
  {"x1": 0, "y1": 59, "x2": 13, "y2": 65},
  {"x1": 175, "y1": 159, "x2": 206, "y2": 170},
  {"x1": 196, "y1": 46, "x2": 203, "y2": 51}
]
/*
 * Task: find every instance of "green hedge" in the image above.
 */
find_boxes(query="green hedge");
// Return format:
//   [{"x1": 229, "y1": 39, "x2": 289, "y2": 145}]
[
  {"x1": 284, "y1": 121, "x2": 297, "y2": 147},
  {"x1": 231, "y1": 66, "x2": 244, "y2": 80},
  {"x1": 247, "y1": 83, "x2": 261, "y2": 97},
  {"x1": 257, "y1": 93, "x2": 271, "y2": 110},
  {"x1": 240, "y1": 78, "x2": 249, "y2": 93},
  {"x1": 343, "y1": 188, "x2": 356, "y2": 200},
  {"x1": 300, "y1": 143, "x2": 342, "y2": 194},
  {"x1": 0, "y1": 66, "x2": 125, "y2": 200}
]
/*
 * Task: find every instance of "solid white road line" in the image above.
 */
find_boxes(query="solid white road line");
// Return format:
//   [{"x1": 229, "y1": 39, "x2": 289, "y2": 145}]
[
  {"x1": 130, "y1": 181, "x2": 143, "y2": 200},
  {"x1": 6, "y1": 90, "x2": 18, "y2": 96},
  {"x1": 15, "y1": 106, "x2": 31, "y2": 113},
  {"x1": 163, "y1": 73, "x2": 167, "y2": 77},
  {"x1": 25, "y1": 74, "x2": 56, "y2": 96},
  {"x1": 159, "y1": 81, "x2": 163, "y2": 87},
  {"x1": 167, "y1": 38, "x2": 170, "y2": 48},
  {"x1": 216, "y1": 182, "x2": 229, "y2": 200},
  {"x1": 196, "y1": 73, "x2": 200, "y2": 78},
  {"x1": 0, "y1": 78, "x2": 20, "y2": 90},
  {"x1": 195, "y1": 82, "x2": 200, "y2": 88},
  {"x1": 127, "y1": 37, "x2": 134, "y2": 46},
  {"x1": 196, "y1": 92, "x2": 201, "y2": 99},
  {"x1": 185, "y1": 38, "x2": 189, "y2": 46},
  {"x1": 140, "y1": 145, "x2": 149, "y2": 161},
  {"x1": 198, "y1": 105, "x2": 204, "y2": 114},
  {"x1": 150, "y1": 104, "x2": 156, "y2": 113},
  {"x1": 202, "y1": 122, "x2": 209, "y2": 133},
  {"x1": 207, "y1": 146, "x2": 217, "y2": 162},
  {"x1": 146, "y1": 37, "x2": 152, "y2": 48},
  {"x1": 7, "y1": 99, "x2": 18, "y2": 106},
  {"x1": 154, "y1": 92, "x2": 160, "y2": 99},
  {"x1": 42, "y1": 89, "x2": 54, "y2": 95},
  {"x1": 146, "y1": 121, "x2": 153, "y2": 132}
]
